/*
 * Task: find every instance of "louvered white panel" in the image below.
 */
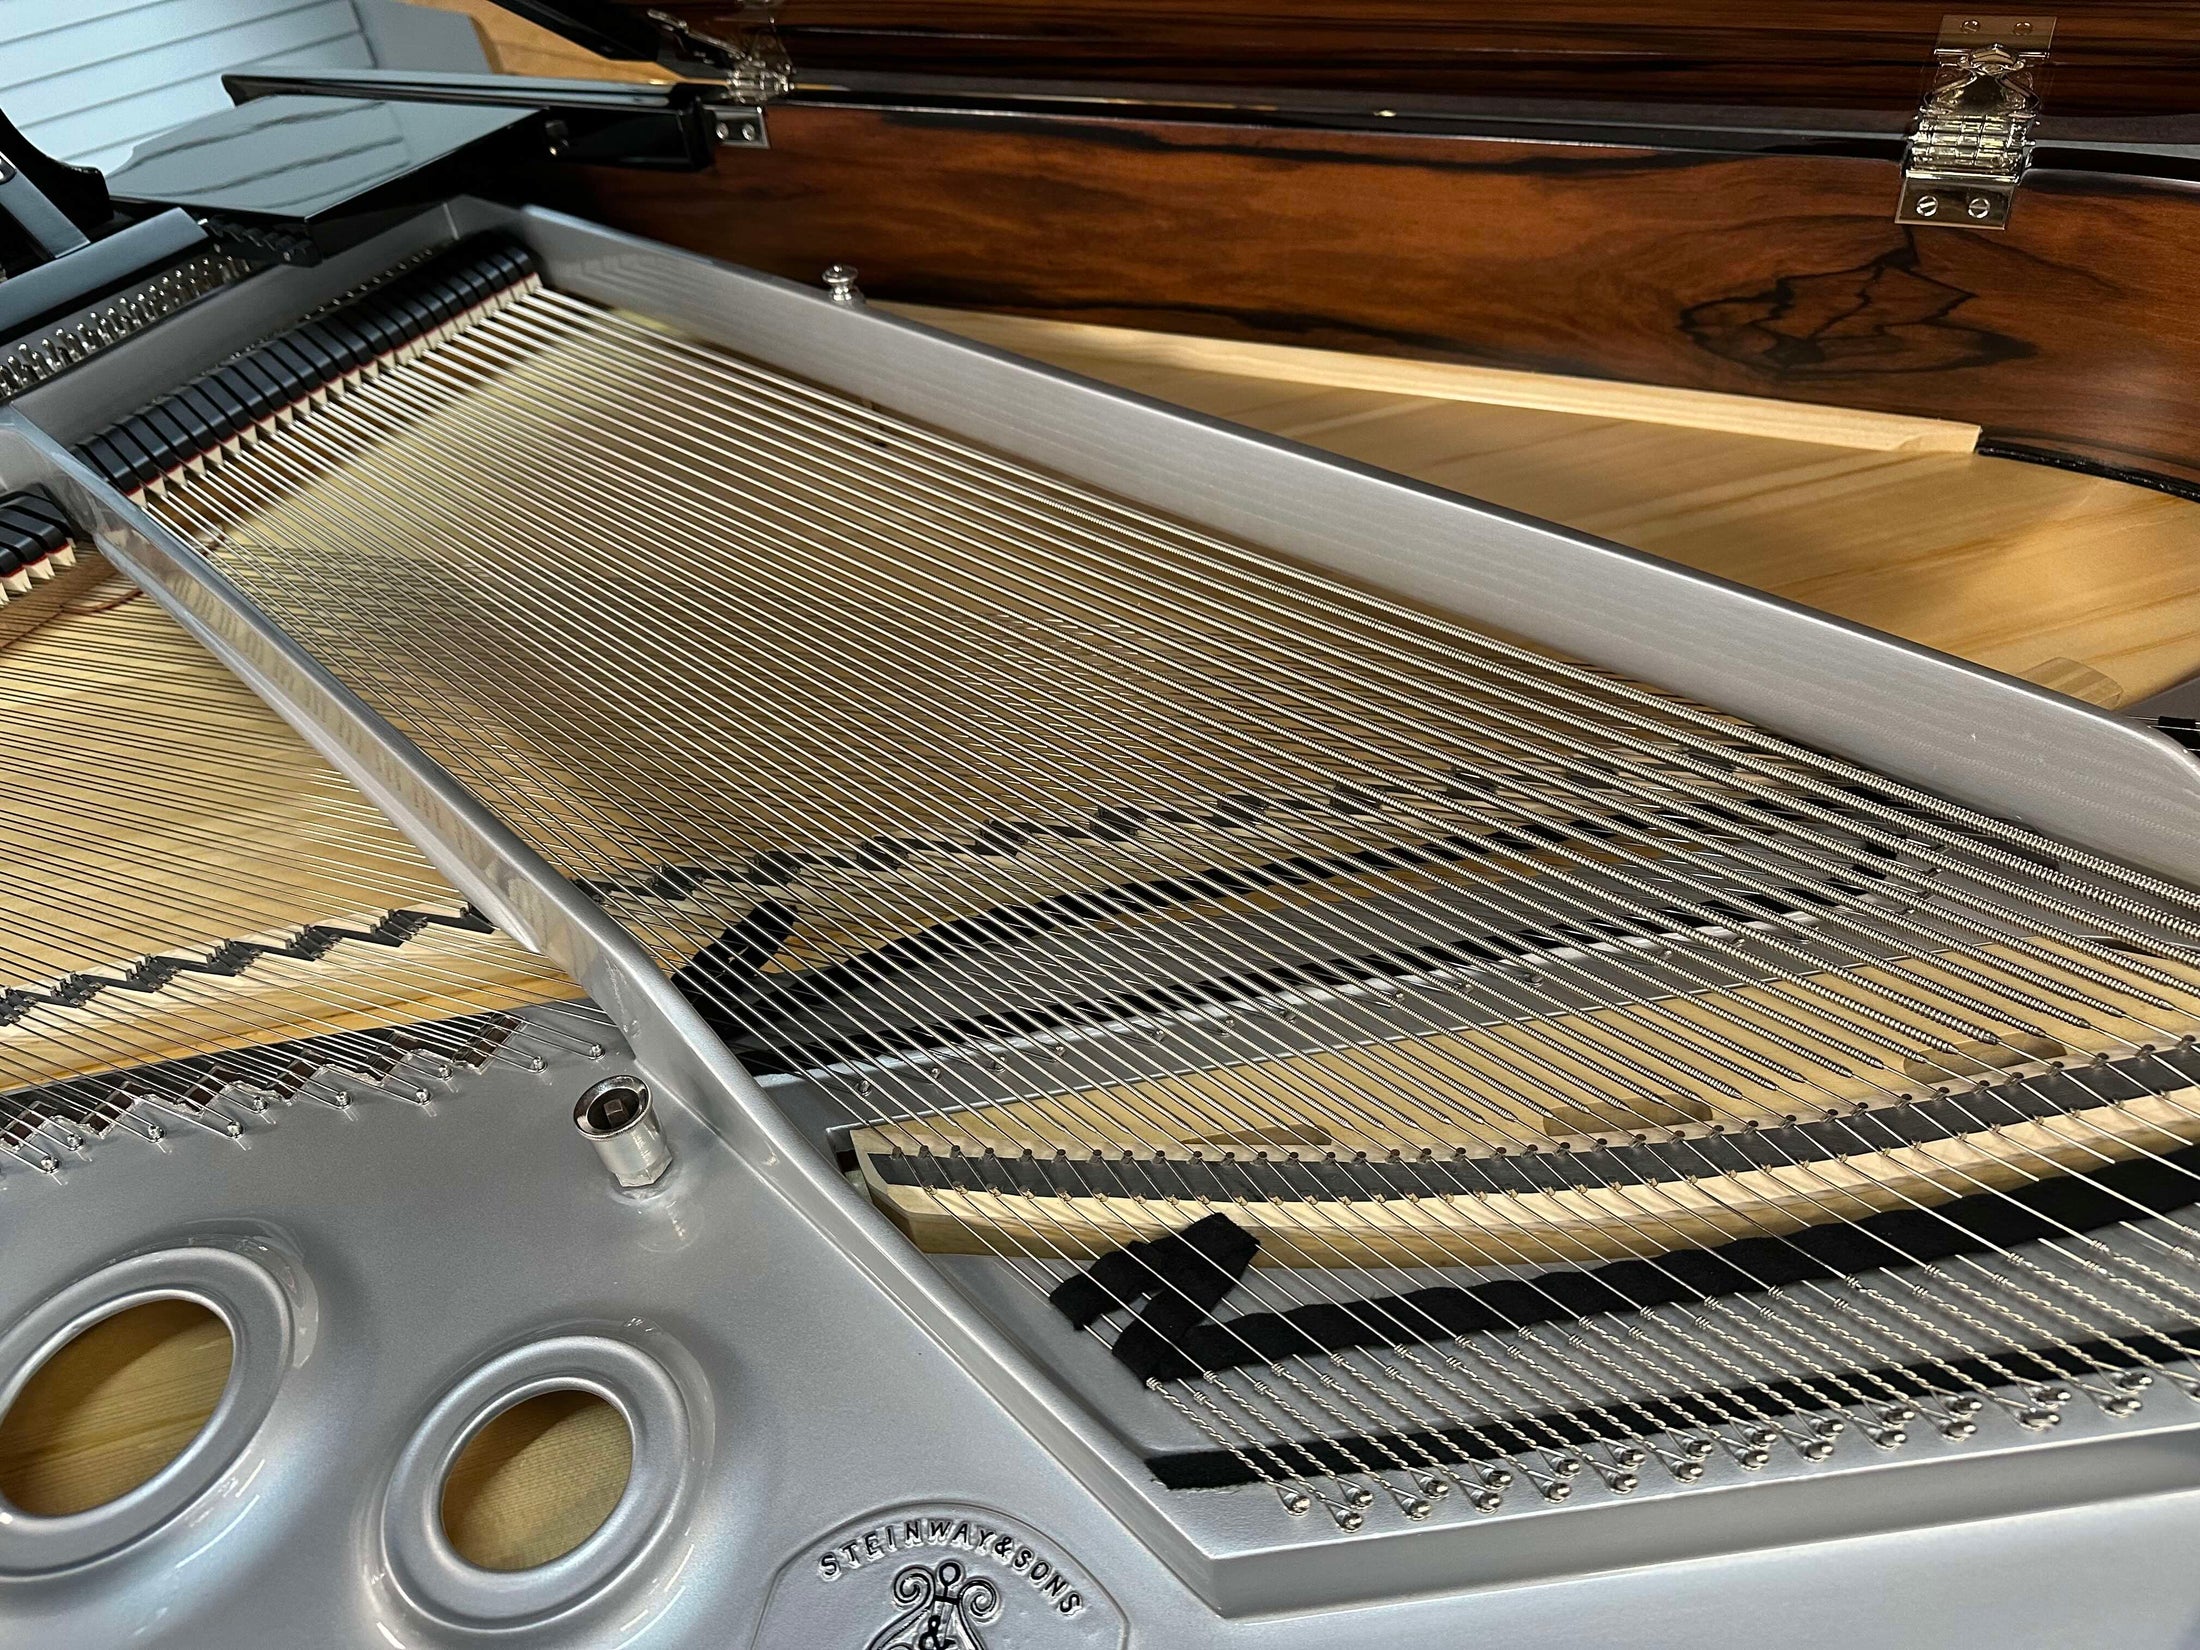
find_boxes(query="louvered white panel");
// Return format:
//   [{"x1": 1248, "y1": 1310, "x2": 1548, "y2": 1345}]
[{"x1": 0, "y1": 0, "x2": 375, "y2": 174}]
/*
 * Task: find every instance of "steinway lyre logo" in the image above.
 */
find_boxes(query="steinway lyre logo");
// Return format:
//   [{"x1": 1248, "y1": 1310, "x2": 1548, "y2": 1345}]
[
  {"x1": 864, "y1": 1558, "x2": 1001, "y2": 1650},
  {"x1": 754, "y1": 1504, "x2": 1126, "y2": 1650}
]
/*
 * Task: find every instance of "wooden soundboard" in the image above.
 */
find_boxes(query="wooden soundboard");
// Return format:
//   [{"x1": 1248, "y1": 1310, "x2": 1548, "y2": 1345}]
[{"x1": 900, "y1": 307, "x2": 2200, "y2": 711}]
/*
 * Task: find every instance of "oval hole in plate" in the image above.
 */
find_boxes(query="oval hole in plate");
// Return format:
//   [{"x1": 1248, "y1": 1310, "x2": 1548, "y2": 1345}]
[
  {"x1": 441, "y1": 1390, "x2": 633, "y2": 1571},
  {"x1": 0, "y1": 1299, "x2": 233, "y2": 1516}
]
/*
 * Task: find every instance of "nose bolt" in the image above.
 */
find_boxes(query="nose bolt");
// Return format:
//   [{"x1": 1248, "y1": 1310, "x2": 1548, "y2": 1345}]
[{"x1": 575, "y1": 1075, "x2": 674, "y2": 1189}]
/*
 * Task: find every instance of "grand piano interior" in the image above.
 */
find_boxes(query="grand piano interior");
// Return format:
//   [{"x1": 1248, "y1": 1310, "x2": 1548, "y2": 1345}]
[{"x1": 5, "y1": 4, "x2": 2200, "y2": 1646}]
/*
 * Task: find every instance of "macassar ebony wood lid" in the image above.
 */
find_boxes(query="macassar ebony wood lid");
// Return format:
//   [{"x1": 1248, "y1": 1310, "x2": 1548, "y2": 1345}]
[
  {"x1": 491, "y1": 0, "x2": 2200, "y2": 498},
  {"x1": 627, "y1": 1, "x2": 2200, "y2": 120}
]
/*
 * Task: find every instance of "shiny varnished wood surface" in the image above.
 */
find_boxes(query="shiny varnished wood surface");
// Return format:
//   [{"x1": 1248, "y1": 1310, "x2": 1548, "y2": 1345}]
[
  {"x1": 541, "y1": 108, "x2": 2200, "y2": 492},
  {"x1": 634, "y1": 1, "x2": 2200, "y2": 117},
  {"x1": 430, "y1": 0, "x2": 670, "y2": 81},
  {"x1": 901, "y1": 306, "x2": 2200, "y2": 707}
]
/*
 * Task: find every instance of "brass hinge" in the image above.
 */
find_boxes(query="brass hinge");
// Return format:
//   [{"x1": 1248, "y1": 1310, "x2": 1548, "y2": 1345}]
[{"x1": 1896, "y1": 14, "x2": 2054, "y2": 230}]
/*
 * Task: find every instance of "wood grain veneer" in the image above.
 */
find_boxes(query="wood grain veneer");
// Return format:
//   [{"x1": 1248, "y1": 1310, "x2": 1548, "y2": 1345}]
[
  {"x1": 533, "y1": 107, "x2": 2200, "y2": 492},
  {"x1": 630, "y1": 2, "x2": 2200, "y2": 117}
]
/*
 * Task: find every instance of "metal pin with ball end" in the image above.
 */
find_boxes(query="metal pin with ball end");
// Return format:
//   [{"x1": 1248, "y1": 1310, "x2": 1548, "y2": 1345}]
[{"x1": 574, "y1": 1075, "x2": 673, "y2": 1189}]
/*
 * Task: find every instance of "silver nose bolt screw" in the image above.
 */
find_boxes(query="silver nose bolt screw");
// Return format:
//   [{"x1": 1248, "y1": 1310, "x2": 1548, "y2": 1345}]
[{"x1": 575, "y1": 1076, "x2": 673, "y2": 1189}]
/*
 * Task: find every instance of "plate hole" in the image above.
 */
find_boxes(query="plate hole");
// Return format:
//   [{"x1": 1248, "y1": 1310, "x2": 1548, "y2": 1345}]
[
  {"x1": 441, "y1": 1391, "x2": 632, "y2": 1571},
  {"x1": 0, "y1": 1300, "x2": 232, "y2": 1516}
]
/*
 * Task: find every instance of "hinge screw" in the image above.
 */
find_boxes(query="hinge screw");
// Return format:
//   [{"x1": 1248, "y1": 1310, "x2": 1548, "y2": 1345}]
[
  {"x1": 1967, "y1": 193, "x2": 1994, "y2": 219},
  {"x1": 1913, "y1": 193, "x2": 1940, "y2": 217}
]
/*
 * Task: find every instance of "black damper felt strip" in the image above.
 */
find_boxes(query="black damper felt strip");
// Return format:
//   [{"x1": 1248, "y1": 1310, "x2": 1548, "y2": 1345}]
[
  {"x1": 1048, "y1": 1214, "x2": 1261, "y2": 1380},
  {"x1": 6, "y1": 490, "x2": 70, "y2": 543},
  {"x1": 1049, "y1": 1214, "x2": 1260, "y2": 1330},
  {"x1": 252, "y1": 341, "x2": 311, "y2": 405},
  {"x1": 0, "y1": 908, "x2": 495, "y2": 1031},
  {"x1": 1148, "y1": 1325, "x2": 2200, "y2": 1489},
  {"x1": 77, "y1": 435, "x2": 132, "y2": 487},
  {"x1": 281, "y1": 326, "x2": 339, "y2": 383},
  {"x1": 261, "y1": 337, "x2": 323, "y2": 398},
  {"x1": 0, "y1": 496, "x2": 65, "y2": 557},
  {"x1": 1065, "y1": 1141, "x2": 2200, "y2": 1383},
  {"x1": 72, "y1": 237, "x2": 538, "y2": 484},
  {"x1": 668, "y1": 901, "x2": 803, "y2": 1017},
  {"x1": 0, "y1": 524, "x2": 42, "y2": 570}
]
